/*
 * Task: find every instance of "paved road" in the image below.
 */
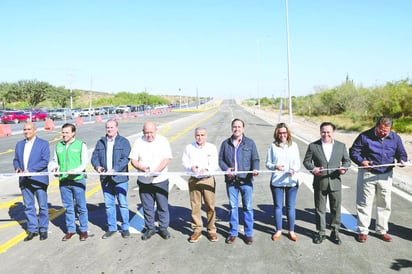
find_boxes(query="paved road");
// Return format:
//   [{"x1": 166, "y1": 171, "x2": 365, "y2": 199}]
[{"x1": 0, "y1": 100, "x2": 411, "y2": 273}]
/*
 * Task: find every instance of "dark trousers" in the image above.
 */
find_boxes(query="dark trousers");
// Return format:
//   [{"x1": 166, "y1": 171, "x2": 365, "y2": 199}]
[
  {"x1": 138, "y1": 179, "x2": 169, "y2": 231},
  {"x1": 314, "y1": 187, "x2": 341, "y2": 234}
]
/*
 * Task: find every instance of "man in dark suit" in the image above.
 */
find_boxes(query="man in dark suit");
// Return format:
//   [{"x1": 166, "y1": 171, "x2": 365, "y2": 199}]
[
  {"x1": 303, "y1": 122, "x2": 351, "y2": 245},
  {"x1": 13, "y1": 122, "x2": 50, "y2": 241}
]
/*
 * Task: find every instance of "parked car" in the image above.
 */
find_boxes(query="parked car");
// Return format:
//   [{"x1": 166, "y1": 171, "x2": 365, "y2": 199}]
[
  {"x1": 71, "y1": 108, "x2": 81, "y2": 118},
  {"x1": 94, "y1": 107, "x2": 108, "y2": 115},
  {"x1": 1, "y1": 111, "x2": 30, "y2": 124},
  {"x1": 103, "y1": 106, "x2": 116, "y2": 114},
  {"x1": 79, "y1": 108, "x2": 95, "y2": 117},
  {"x1": 115, "y1": 105, "x2": 130, "y2": 114},
  {"x1": 48, "y1": 108, "x2": 73, "y2": 120}
]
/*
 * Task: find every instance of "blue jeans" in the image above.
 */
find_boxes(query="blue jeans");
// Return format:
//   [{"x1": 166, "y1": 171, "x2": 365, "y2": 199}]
[
  {"x1": 138, "y1": 179, "x2": 169, "y2": 231},
  {"x1": 226, "y1": 182, "x2": 254, "y2": 237},
  {"x1": 271, "y1": 185, "x2": 298, "y2": 231},
  {"x1": 60, "y1": 179, "x2": 88, "y2": 233},
  {"x1": 21, "y1": 179, "x2": 49, "y2": 233},
  {"x1": 102, "y1": 180, "x2": 129, "y2": 231}
]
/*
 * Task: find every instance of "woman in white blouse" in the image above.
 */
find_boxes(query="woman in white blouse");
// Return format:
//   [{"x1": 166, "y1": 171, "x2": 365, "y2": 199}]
[{"x1": 266, "y1": 123, "x2": 301, "y2": 241}]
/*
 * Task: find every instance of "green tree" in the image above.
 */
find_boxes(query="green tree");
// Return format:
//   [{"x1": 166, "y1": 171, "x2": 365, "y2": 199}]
[
  {"x1": 48, "y1": 86, "x2": 72, "y2": 107},
  {"x1": 10, "y1": 80, "x2": 53, "y2": 108}
]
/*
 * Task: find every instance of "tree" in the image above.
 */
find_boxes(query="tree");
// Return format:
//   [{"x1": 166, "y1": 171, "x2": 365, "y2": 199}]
[
  {"x1": 48, "y1": 86, "x2": 72, "y2": 107},
  {"x1": 0, "y1": 82, "x2": 15, "y2": 108},
  {"x1": 11, "y1": 80, "x2": 53, "y2": 108}
]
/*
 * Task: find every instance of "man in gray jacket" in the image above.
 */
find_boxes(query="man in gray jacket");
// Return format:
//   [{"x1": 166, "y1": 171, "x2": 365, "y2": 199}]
[{"x1": 303, "y1": 122, "x2": 351, "y2": 245}]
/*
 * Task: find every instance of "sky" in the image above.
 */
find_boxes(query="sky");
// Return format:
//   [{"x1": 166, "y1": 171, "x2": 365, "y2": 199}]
[{"x1": 1, "y1": 0, "x2": 411, "y2": 100}]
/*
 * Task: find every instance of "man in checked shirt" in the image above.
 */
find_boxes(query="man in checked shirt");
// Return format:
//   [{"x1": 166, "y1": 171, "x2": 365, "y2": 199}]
[{"x1": 182, "y1": 127, "x2": 220, "y2": 243}]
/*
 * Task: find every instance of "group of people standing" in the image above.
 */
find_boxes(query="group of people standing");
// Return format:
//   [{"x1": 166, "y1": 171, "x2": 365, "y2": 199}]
[{"x1": 13, "y1": 116, "x2": 407, "y2": 246}]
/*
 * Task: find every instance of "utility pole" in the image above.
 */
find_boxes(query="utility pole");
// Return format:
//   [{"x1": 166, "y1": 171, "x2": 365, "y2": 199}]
[{"x1": 285, "y1": 0, "x2": 293, "y2": 123}]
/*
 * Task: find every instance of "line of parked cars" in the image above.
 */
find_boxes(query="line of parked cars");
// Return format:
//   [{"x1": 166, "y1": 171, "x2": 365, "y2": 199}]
[
  {"x1": 0, "y1": 104, "x2": 172, "y2": 124},
  {"x1": 0, "y1": 109, "x2": 48, "y2": 124}
]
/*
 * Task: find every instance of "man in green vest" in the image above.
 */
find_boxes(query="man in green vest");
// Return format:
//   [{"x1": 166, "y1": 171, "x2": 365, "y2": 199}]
[{"x1": 51, "y1": 123, "x2": 89, "y2": 241}]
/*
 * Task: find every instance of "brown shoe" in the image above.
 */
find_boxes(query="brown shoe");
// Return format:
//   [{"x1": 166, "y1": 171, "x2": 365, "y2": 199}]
[
  {"x1": 208, "y1": 233, "x2": 218, "y2": 242},
  {"x1": 380, "y1": 233, "x2": 392, "y2": 242},
  {"x1": 189, "y1": 232, "x2": 202, "y2": 243},
  {"x1": 272, "y1": 231, "x2": 282, "y2": 241},
  {"x1": 288, "y1": 231, "x2": 298, "y2": 242},
  {"x1": 80, "y1": 231, "x2": 88, "y2": 241},
  {"x1": 62, "y1": 232, "x2": 76, "y2": 241},
  {"x1": 225, "y1": 235, "x2": 236, "y2": 244},
  {"x1": 245, "y1": 236, "x2": 253, "y2": 245},
  {"x1": 357, "y1": 234, "x2": 367, "y2": 243}
]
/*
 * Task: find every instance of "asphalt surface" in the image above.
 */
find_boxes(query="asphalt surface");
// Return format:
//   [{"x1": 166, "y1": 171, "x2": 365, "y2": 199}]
[{"x1": 0, "y1": 100, "x2": 411, "y2": 273}]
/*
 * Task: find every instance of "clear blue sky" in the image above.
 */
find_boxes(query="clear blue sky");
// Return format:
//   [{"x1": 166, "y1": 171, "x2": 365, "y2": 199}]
[{"x1": 1, "y1": 0, "x2": 411, "y2": 99}]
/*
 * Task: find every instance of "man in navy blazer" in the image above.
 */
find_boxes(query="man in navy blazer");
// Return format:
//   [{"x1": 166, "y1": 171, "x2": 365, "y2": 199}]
[
  {"x1": 303, "y1": 122, "x2": 351, "y2": 245},
  {"x1": 13, "y1": 122, "x2": 50, "y2": 241}
]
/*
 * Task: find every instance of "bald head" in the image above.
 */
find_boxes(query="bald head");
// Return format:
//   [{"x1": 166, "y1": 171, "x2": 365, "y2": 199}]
[
  {"x1": 23, "y1": 122, "x2": 36, "y2": 141},
  {"x1": 143, "y1": 122, "x2": 157, "y2": 142}
]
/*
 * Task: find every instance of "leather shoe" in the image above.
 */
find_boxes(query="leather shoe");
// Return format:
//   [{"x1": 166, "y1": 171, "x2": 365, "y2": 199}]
[
  {"x1": 313, "y1": 233, "x2": 326, "y2": 244},
  {"x1": 245, "y1": 236, "x2": 253, "y2": 245},
  {"x1": 159, "y1": 229, "x2": 171, "y2": 240},
  {"x1": 121, "y1": 230, "x2": 130, "y2": 238},
  {"x1": 39, "y1": 232, "x2": 48, "y2": 241},
  {"x1": 62, "y1": 232, "x2": 76, "y2": 241},
  {"x1": 141, "y1": 229, "x2": 156, "y2": 240},
  {"x1": 330, "y1": 231, "x2": 341, "y2": 245},
  {"x1": 288, "y1": 231, "x2": 298, "y2": 242},
  {"x1": 189, "y1": 232, "x2": 202, "y2": 243},
  {"x1": 380, "y1": 233, "x2": 392, "y2": 242},
  {"x1": 24, "y1": 232, "x2": 38, "y2": 242},
  {"x1": 272, "y1": 231, "x2": 282, "y2": 241},
  {"x1": 225, "y1": 235, "x2": 236, "y2": 244},
  {"x1": 102, "y1": 230, "x2": 117, "y2": 239},
  {"x1": 357, "y1": 234, "x2": 367, "y2": 243},
  {"x1": 208, "y1": 233, "x2": 218, "y2": 242},
  {"x1": 80, "y1": 231, "x2": 88, "y2": 241}
]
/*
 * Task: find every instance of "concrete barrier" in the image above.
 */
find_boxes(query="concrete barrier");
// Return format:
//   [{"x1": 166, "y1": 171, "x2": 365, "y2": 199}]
[{"x1": 0, "y1": 124, "x2": 12, "y2": 137}]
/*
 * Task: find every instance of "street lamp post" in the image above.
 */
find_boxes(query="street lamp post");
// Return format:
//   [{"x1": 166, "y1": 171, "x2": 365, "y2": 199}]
[{"x1": 285, "y1": 0, "x2": 293, "y2": 123}]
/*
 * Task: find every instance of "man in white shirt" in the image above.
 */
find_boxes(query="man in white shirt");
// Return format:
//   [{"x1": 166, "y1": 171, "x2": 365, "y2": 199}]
[
  {"x1": 130, "y1": 122, "x2": 173, "y2": 240},
  {"x1": 182, "y1": 127, "x2": 219, "y2": 243}
]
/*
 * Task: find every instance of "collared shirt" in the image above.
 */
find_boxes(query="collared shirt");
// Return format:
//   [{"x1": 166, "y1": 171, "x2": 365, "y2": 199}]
[
  {"x1": 129, "y1": 134, "x2": 172, "y2": 184},
  {"x1": 350, "y1": 127, "x2": 408, "y2": 173},
  {"x1": 232, "y1": 137, "x2": 242, "y2": 171},
  {"x1": 322, "y1": 140, "x2": 334, "y2": 162},
  {"x1": 23, "y1": 136, "x2": 36, "y2": 170},
  {"x1": 182, "y1": 141, "x2": 219, "y2": 178},
  {"x1": 106, "y1": 135, "x2": 116, "y2": 171}
]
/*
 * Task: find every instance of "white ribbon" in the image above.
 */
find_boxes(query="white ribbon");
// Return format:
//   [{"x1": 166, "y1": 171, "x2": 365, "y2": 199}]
[{"x1": 1, "y1": 161, "x2": 410, "y2": 178}]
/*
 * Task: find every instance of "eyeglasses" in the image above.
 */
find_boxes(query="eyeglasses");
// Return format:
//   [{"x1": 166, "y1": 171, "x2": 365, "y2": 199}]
[{"x1": 278, "y1": 131, "x2": 288, "y2": 135}]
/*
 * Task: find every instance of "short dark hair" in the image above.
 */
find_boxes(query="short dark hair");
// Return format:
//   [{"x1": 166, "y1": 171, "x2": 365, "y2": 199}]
[
  {"x1": 231, "y1": 118, "x2": 245, "y2": 127},
  {"x1": 375, "y1": 116, "x2": 393, "y2": 127},
  {"x1": 62, "y1": 123, "x2": 76, "y2": 133},
  {"x1": 320, "y1": 122, "x2": 336, "y2": 131}
]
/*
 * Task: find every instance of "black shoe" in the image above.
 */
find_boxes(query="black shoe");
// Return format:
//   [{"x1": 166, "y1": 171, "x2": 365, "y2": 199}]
[
  {"x1": 102, "y1": 230, "x2": 117, "y2": 239},
  {"x1": 121, "y1": 230, "x2": 130, "y2": 238},
  {"x1": 39, "y1": 232, "x2": 48, "y2": 241},
  {"x1": 330, "y1": 231, "x2": 342, "y2": 245},
  {"x1": 313, "y1": 233, "x2": 326, "y2": 244},
  {"x1": 159, "y1": 229, "x2": 171, "y2": 240},
  {"x1": 24, "y1": 232, "x2": 39, "y2": 242},
  {"x1": 141, "y1": 229, "x2": 156, "y2": 240}
]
